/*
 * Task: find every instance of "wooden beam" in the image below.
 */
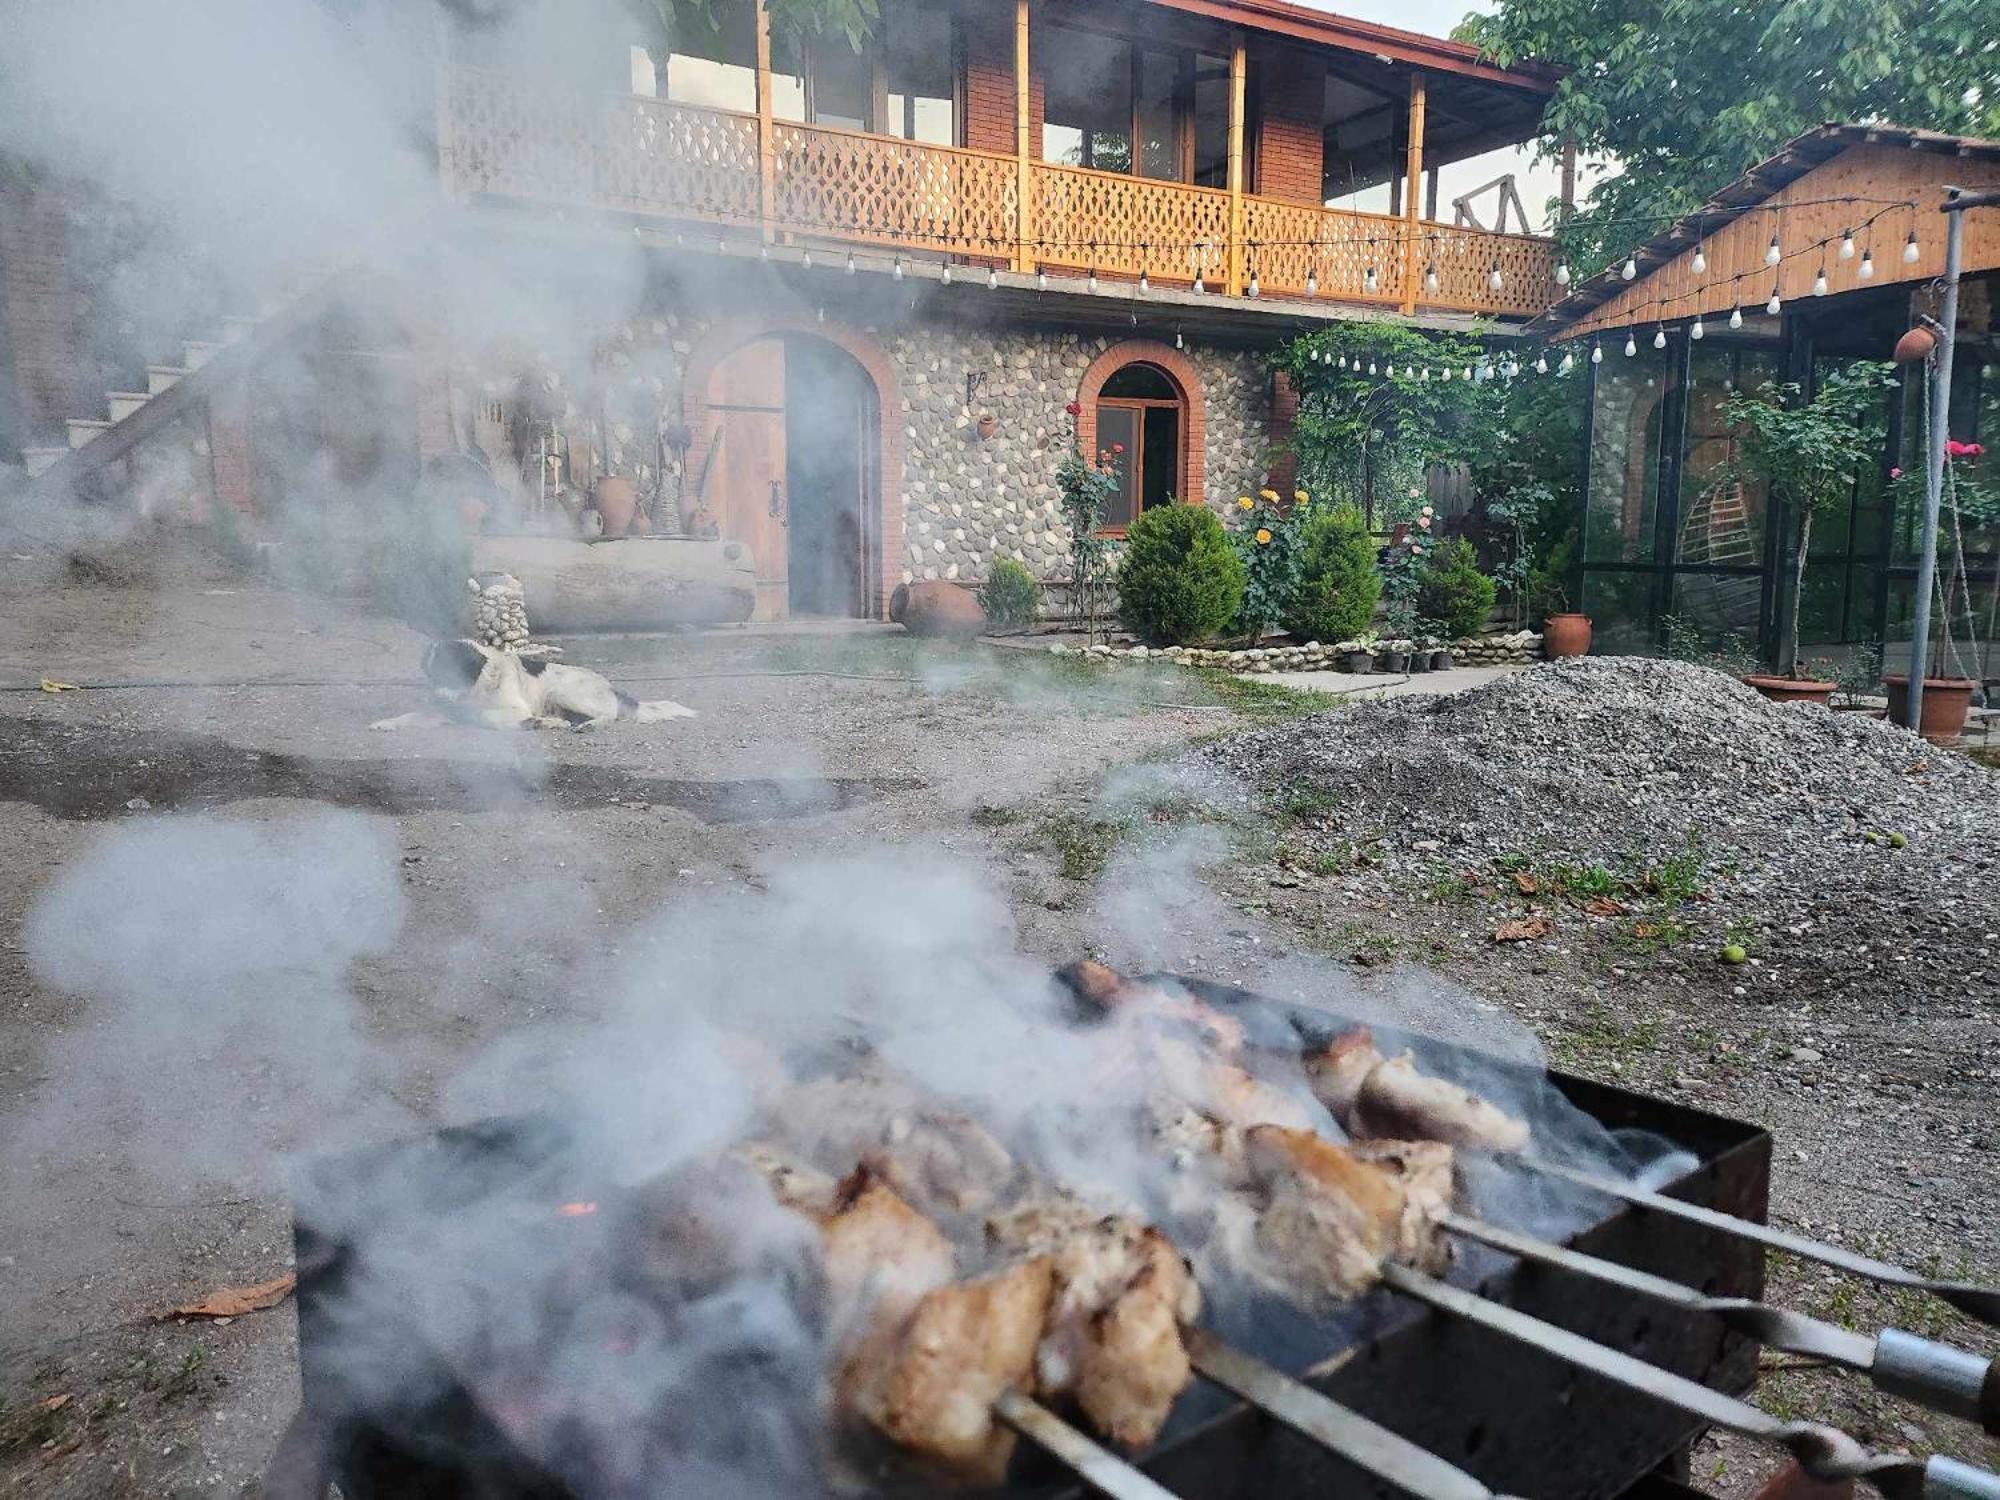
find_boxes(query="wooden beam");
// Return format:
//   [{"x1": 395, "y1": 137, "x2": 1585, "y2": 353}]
[
  {"x1": 754, "y1": 0, "x2": 775, "y2": 240},
  {"x1": 1226, "y1": 32, "x2": 1246, "y2": 295},
  {"x1": 1400, "y1": 72, "x2": 1425, "y2": 312},
  {"x1": 1014, "y1": 0, "x2": 1033, "y2": 273}
]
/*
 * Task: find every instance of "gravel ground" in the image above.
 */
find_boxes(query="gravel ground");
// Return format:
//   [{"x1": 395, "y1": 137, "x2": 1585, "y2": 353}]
[{"x1": 4, "y1": 546, "x2": 1998, "y2": 1498}]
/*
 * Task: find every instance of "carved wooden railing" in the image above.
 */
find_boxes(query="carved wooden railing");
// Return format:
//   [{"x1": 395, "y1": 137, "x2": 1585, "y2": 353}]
[{"x1": 439, "y1": 64, "x2": 1556, "y2": 319}]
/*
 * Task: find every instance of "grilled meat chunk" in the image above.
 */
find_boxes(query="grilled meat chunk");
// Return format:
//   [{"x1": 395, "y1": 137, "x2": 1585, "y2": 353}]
[
  {"x1": 844, "y1": 1257, "x2": 1055, "y2": 1484},
  {"x1": 1152, "y1": 1034, "x2": 1318, "y2": 1133},
  {"x1": 989, "y1": 1203, "x2": 1201, "y2": 1450},
  {"x1": 1305, "y1": 1030, "x2": 1529, "y2": 1154},
  {"x1": 1058, "y1": 960, "x2": 1247, "y2": 1054},
  {"x1": 1350, "y1": 1138, "x2": 1455, "y2": 1274},
  {"x1": 818, "y1": 1165, "x2": 956, "y2": 1338},
  {"x1": 1243, "y1": 1124, "x2": 1406, "y2": 1301}
]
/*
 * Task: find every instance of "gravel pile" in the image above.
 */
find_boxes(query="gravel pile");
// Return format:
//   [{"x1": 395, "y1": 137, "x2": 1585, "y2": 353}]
[{"x1": 1204, "y1": 657, "x2": 1999, "y2": 969}]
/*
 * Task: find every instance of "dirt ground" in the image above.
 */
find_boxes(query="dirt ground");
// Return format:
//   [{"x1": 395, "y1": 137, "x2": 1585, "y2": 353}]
[{"x1": 1, "y1": 542, "x2": 1996, "y2": 1497}]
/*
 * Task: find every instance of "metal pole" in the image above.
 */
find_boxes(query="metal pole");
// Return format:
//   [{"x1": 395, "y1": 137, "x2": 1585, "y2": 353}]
[{"x1": 1907, "y1": 191, "x2": 1964, "y2": 730}]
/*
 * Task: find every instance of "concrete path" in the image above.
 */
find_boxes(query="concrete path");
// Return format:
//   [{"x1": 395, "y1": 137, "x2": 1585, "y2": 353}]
[{"x1": 1255, "y1": 663, "x2": 1525, "y2": 699}]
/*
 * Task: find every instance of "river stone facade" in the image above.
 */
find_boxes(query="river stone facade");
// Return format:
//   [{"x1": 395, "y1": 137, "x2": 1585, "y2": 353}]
[{"x1": 885, "y1": 323, "x2": 1270, "y2": 585}]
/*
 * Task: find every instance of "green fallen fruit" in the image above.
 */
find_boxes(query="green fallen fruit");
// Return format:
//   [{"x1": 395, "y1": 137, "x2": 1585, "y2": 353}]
[
  {"x1": 1720, "y1": 944, "x2": 1748, "y2": 965},
  {"x1": 1888, "y1": 831, "x2": 1908, "y2": 849}
]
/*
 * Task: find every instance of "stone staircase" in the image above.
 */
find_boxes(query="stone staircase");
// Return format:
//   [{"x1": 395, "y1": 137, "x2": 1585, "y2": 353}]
[{"x1": 21, "y1": 314, "x2": 258, "y2": 479}]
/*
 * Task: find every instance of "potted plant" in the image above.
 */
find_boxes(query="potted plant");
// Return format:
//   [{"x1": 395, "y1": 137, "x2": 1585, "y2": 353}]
[
  {"x1": 1343, "y1": 633, "x2": 1379, "y2": 673},
  {"x1": 1718, "y1": 367, "x2": 1892, "y2": 705},
  {"x1": 1381, "y1": 640, "x2": 1412, "y2": 673},
  {"x1": 1880, "y1": 448, "x2": 1990, "y2": 741}
]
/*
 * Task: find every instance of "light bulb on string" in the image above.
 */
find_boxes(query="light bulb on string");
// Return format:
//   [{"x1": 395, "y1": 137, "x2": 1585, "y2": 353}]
[
  {"x1": 1441, "y1": 365, "x2": 1453, "y2": 381},
  {"x1": 1174, "y1": 326, "x2": 1183, "y2": 350},
  {"x1": 892, "y1": 257, "x2": 905, "y2": 281},
  {"x1": 1087, "y1": 269, "x2": 1099, "y2": 294},
  {"x1": 1839, "y1": 230, "x2": 1856, "y2": 260},
  {"x1": 816, "y1": 305, "x2": 825, "y2": 324},
  {"x1": 988, "y1": 266, "x2": 1000, "y2": 290},
  {"x1": 759, "y1": 242, "x2": 769, "y2": 260},
  {"x1": 1690, "y1": 316, "x2": 1704, "y2": 341},
  {"x1": 1559, "y1": 351, "x2": 1574, "y2": 375},
  {"x1": 1426, "y1": 265, "x2": 1439, "y2": 293},
  {"x1": 940, "y1": 262, "x2": 952, "y2": 285},
  {"x1": 1766, "y1": 286, "x2": 1782, "y2": 316},
  {"x1": 1488, "y1": 263, "x2": 1504, "y2": 292},
  {"x1": 1729, "y1": 305, "x2": 1744, "y2": 330},
  {"x1": 1305, "y1": 269, "x2": 1319, "y2": 297},
  {"x1": 1384, "y1": 363, "x2": 1395, "y2": 378},
  {"x1": 1859, "y1": 249, "x2": 1875, "y2": 280},
  {"x1": 1368, "y1": 360, "x2": 1377, "y2": 375},
  {"x1": 1247, "y1": 269, "x2": 1260, "y2": 298},
  {"x1": 1590, "y1": 342, "x2": 1603, "y2": 365},
  {"x1": 1535, "y1": 353, "x2": 1549, "y2": 374},
  {"x1": 1766, "y1": 232, "x2": 1781, "y2": 266},
  {"x1": 844, "y1": 252, "x2": 856, "y2": 275},
  {"x1": 1036, "y1": 269, "x2": 1048, "y2": 291},
  {"x1": 1812, "y1": 265, "x2": 1829, "y2": 297},
  {"x1": 1462, "y1": 364, "x2": 1473, "y2": 381},
  {"x1": 1421, "y1": 366, "x2": 1431, "y2": 381},
  {"x1": 1193, "y1": 272, "x2": 1205, "y2": 294},
  {"x1": 1364, "y1": 265, "x2": 1378, "y2": 294},
  {"x1": 1903, "y1": 229, "x2": 1920, "y2": 264},
  {"x1": 1621, "y1": 256, "x2": 1637, "y2": 280},
  {"x1": 1652, "y1": 326, "x2": 1666, "y2": 350},
  {"x1": 801, "y1": 249, "x2": 813, "y2": 269},
  {"x1": 1691, "y1": 244, "x2": 1708, "y2": 275},
  {"x1": 1555, "y1": 262, "x2": 1571, "y2": 287},
  {"x1": 1624, "y1": 334, "x2": 1638, "y2": 357},
  {"x1": 1139, "y1": 270, "x2": 1150, "y2": 293}
]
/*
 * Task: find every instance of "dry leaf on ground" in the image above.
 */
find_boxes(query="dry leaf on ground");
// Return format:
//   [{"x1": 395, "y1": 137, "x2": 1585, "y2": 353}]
[
  {"x1": 159, "y1": 1273, "x2": 296, "y2": 1321},
  {"x1": 41, "y1": 1394, "x2": 71, "y2": 1413},
  {"x1": 1511, "y1": 872, "x2": 1539, "y2": 895},
  {"x1": 1492, "y1": 916, "x2": 1553, "y2": 943},
  {"x1": 1581, "y1": 896, "x2": 1629, "y2": 917}
]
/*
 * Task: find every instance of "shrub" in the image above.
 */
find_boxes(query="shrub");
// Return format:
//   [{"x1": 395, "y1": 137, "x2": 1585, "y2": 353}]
[
  {"x1": 1282, "y1": 503, "x2": 1379, "y2": 643},
  {"x1": 981, "y1": 557, "x2": 1041, "y2": 630},
  {"x1": 1116, "y1": 503, "x2": 1245, "y2": 645},
  {"x1": 1414, "y1": 537, "x2": 1497, "y2": 639}
]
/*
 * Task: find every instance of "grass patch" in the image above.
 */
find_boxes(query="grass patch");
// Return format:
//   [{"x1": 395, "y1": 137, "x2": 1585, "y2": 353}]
[
  {"x1": 1276, "y1": 787, "x2": 1340, "y2": 823},
  {"x1": 1546, "y1": 1003, "x2": 1663, "y2": 1070},
  {"x1": 970, "y1": 803, "x2": 1022, "y2": 828},
  {"x1": 1192, "y1": 670, "x2": 1329, "y2": 720},
  {"x1": 1041, "y1": 813, "x2": 1127, "y2": 882}
]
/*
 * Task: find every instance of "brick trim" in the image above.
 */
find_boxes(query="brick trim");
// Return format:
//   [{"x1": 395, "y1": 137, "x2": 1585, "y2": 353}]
[
  {"x1": 681, "y1": 316, "x2": 904, "y2": 620},
  {"x1": 1074, "y1": 340, "x2": 1206, "y2": 510}
]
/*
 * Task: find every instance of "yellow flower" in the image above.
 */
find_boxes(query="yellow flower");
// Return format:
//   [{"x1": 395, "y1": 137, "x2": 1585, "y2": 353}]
[
  {"x1": 1237, "y1": 496, "x2": 1254, "y2": 510},
  {"x1": 1259, "y1": 488, "x2": 1279, "y2": 502},
  {"x1": 1255, "y1": 528, "x2": 1273, "y2": 545},
  {"x1": 1294, "y1": 489, "x2": 1309, "y2": 504}
]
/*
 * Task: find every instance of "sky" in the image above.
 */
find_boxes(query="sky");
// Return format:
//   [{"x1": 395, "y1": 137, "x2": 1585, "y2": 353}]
[{"x1": 1307, "y1": 0, "x2": 1599, "y2": 232}]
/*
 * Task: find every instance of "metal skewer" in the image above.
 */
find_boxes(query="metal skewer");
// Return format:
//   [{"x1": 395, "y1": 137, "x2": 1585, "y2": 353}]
[
  {"x1": 1518, "y1": 1159, "x2": 2000, "y2": 1329},
  {"x1": 1444, "y1": 1212, "x2": 2000, "y2": 1435},
  {"x1": 1381, "y1": 1264, "x2": 2000, "y2": 1500},
  {"x1": 992, "y1": 1389, "x2": 1181, "y2": 1500},
  {"x1": 1184, "y1": 1329, "x2": 1508, "y2": 1500}
]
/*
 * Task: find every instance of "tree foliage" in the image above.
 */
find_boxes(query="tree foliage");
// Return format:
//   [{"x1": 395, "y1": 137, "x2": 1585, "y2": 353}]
[
  {"x1": 1116, "y1": 504, "x2": 1245, "y2": 646},
  {"x1": 631, "y1": 0, "x2": 880, "y2": 52},
  {"x1": 1283, "y1": 504, "x2": 1382, "y2": 644},
  {"x1": 1458, "y1": 0, "x2": 2000, "y2": 262}
]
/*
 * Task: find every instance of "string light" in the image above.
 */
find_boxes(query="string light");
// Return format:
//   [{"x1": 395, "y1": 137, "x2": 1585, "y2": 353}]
[
  {"x1": 1690, "y1": 315, "x2": 1704, "y2": 341},
  {"x1": 1812, "y1": 265, "x2": 1829, "y2": 297},
  {"x1": 1729, "y1": 305, "x2": 1744, "y2": 329},
  {"x1": 893, "y1": 256, "x2": 905, "y2": 281},
  {"x1": 1591, "y1": 342, "x2": 1603, "y2": 365},
  {"x1": 815, "y1": 304, "x2": 825, "y2": 323},
  {"x1": 1535, "y1": 353, "x2": 1549, "y2": 374},
  {"x1": 988, "y1": 266, "x2": 1000, "y2": 289},
  {"x1": 940, "y1": 262, "x2": 952, "y2": 285},
  {"x1": 1903, "y1": 229, "x2": 1920, "y2": 264},
  {"x1": 1305, "y1": 269, "x2": 1319, "y2": 297},
  {"x1": 1421, "y1": 366, "x2": 1431, "y2": 381},
  {"x1": 802, "y1": 249, "x2": 813, "y2": 269},
  {"x1": 1691, "y1": 243, "x2": 1707, "y2": 275},
  {"x1": 1174, "y1": 325, "x2": 1183, "y2": 350},
  {"x1": 1425, "y1": 265, "x2": 1439, "y2": 293},
  {"x1": 1384, "y1": 362, "x2": 1394, "y2": 378},
  {"x1": 844, "y1": 251, "x2": 856, "y2": 274},
  {"x1": 1621, "y1": 256, "x2": 1638, "y2": 280},
  {"x1": 1765, "y1": 233, "x2": 1781, "y2": 266},
  {"x1": 1765, "y1": 285, "x2": 1782, "y2": 316},
  {"x1": 1368, "y1": 360, "x2": 1377, "y2": 375},
  {"x1": 1338, "y1": 355, "x2": 1348, "y2": 369},
  {"x1": 1364, "y1": 265, "x2": 1378, "y2": 294},
  {"x1": 1247, "y1": 268, "x2": 1260, "y2": 298},
  {"x1": 1462, "y1": 364, "x2": 1473, "y2": 381},
  {"x1": 1555, "y1": 262, "x2": 1571, "y2": 287},
  {"x1": 1036, "y1": 269, "x2": 1048, "y2": 291},
  {"x1": 1859, "y1": 248, "x2": 1875, "y2": 280},
  {"x1": 1624, "y1": 333, "x2": 1638, "y2": 357},
  {"x1": 760, "y1": 242, "x2": 770, "y2": 260},
  {"x1": 1839, "y1": 230, "x2": 1856, "y2": 260},
  {"x1": 1652, "y1": 326, "x2": 1666, "y2": 350},
  {"x1": 1441, "y1": 365, "x2": 1453, "y2": 381},
  {"x1": 1488, "y1": 263, "x2": 1504, "y2": 292},
  {"x1": 1558, "y1": 351, "x2": 1574, "y2": 375},
  {"x1": 1139, "y1": 270, "x2": 1150, "y2": 293},
  {"x1": 1087, "y1": 269, "x2": 1099, "y2": 293},
  {"x1": 1193, "y1": 271, "x2": 1205, "y2": 294}
]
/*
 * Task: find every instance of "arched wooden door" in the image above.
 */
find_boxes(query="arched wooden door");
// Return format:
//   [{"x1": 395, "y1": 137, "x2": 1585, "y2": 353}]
[{"x1": 701, "y1": 337, "x2": 791, "y2": 620}]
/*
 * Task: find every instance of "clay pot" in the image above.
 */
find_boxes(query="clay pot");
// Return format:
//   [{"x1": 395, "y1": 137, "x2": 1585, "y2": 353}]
[
  {"x1": 1742, "y1": 675, "x2": 1835, "y2": 708},
  {"x1": 1893, "y1": 325, "x2": 1937, "y2": 365},
  {"x1": 889, "y1": 580, "x2": 986, "y2": 637},
  {"x1": 976, "y1": 414, "x2": 999, "y2": 439},
  {"x1": 1543, "y1": 613, "x2": 1593, "y2": 659},
  {"x1": 591, "y1": 476, "x2": 638, "y2": 538},
  {"x1": 1882, "y1": 674, "x2": 1977, "y2": 744}
]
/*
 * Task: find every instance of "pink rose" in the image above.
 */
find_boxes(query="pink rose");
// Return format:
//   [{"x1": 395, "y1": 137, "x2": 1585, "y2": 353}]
[{"x1": 1889, "y1": 467, "x2": 1903, "y2": 479}]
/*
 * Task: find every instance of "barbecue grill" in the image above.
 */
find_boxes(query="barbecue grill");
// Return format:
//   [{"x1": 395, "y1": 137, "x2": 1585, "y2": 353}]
[{"x1": 273, "y1": 977, "x2": 2000, "y2": 1500}]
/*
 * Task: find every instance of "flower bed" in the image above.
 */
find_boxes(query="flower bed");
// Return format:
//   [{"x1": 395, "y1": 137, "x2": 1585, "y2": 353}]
[{"x1": 1046, "y1": 630, "x2": 1544, "y2": 671}]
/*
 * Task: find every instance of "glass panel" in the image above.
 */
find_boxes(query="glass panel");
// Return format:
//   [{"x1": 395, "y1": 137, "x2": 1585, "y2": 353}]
[
  {"x1": 1580, "y1": 571, "x2": 1657, "y2": 655},
  {"x1": 1043, "y1": 27, "x2": 1131, "y2": 171},
  {"x1": 1191, "y1": 54, "x2": 1230, "y2": 188},
  {"x1": 1142, "y1": 406, "x2": 1177, "y2": 509},
  {"x1": 665, "y1": 9, "x2": 759, "y2": 112},
  {"x1": 769, "y1": 33, "x2": 806, "y2": 121},
  {"x1": 1676, "y1": 347, "x2": 1775, "y2": 568},
  {"x1": 810, "y1": 37, "x2": 871, "y2": 129},
  {"x1": 883, "y1": 5, "x2": 954, "y2": 144},
  {"x1": 1668, "y1": 571, "x2": 1762, "y2": 655},
  {"x1": 1584, "y1": 348, "x2": 1672, "y2": 565},
  {"x1": 1102, "y1": 363, "x2": 1177, "y2": 400},
  {"x1": 1097, "y1": 407, "x2": 1141, "y2": 528},
  {"x1": 1137, "y1": 52, "x2": 1180, "y2": 180}
]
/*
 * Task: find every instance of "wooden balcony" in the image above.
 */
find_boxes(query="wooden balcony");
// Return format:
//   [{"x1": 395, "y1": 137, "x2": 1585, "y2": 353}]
[{"x1": 438, "y1": 63, "x2": 1556, "y2": 322}]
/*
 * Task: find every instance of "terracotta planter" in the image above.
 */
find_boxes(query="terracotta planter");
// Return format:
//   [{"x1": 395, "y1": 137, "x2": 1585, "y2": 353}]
[
  {"x1": 1882, "y1": 674, "x2": 1977, "y2": 744},
  {"x1": 976, "y1": 414, "x2": 998, "y2": 440},
  {"x1": 591, "y1": 476, "x2": 638, "y2": 539},
  {"x1": 1742, "y1": 675, "x2": 1834, "y2": 708},
  {"x1": 1543, "y1": 613, "x2": 1592, "y2": 659}
]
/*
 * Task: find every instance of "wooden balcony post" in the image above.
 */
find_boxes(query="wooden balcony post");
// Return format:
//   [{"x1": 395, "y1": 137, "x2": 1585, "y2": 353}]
[
  {"x1": 1400, "y1": 73, "x2": 1425, "y2": 313},
  {"x1": 1014, "y1": 0, "x2": 1033, "y2": 273},
  {"x1": 755, "y1": 0, "x2": 776, "y2": 240},
  {"x1": 1226, "y1": 34, "x2": 1246, "y2": 296}
]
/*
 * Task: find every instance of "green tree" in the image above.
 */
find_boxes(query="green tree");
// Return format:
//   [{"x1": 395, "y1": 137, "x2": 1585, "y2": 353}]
[
  {"x1": 1717, "y1": 365, "x2": 1893, "y2": 675},
  {"x1": 1283, "y1": 503, "x2": 1381, "y2": 643},
  {"x1": 1415, "y1": 536, "x2": 1499, "y2": 639},
  {"x1": 632, "y1": 0, "x2": 880, "y2": 52},
  {"x1": 1116, "y1": 504, "x2": 1245, "y2": 646},
  {"x1": 1458, "y1": 0, "x2": 2000, "y2": 261}
]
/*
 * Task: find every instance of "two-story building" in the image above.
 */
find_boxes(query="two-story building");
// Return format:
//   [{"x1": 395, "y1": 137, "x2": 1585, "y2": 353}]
[{"x1": 5, "y1": 0, "x2": 1565, "y2": 624}]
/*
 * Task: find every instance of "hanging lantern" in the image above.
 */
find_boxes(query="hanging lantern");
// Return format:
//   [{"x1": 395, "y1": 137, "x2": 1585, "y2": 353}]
[
  {"x1": 1535, "y1": 353, "x2": 1549, "y2": 374},
  {"x1": 1193, "y1": 272, "x2": 1206, "y2": 294},
  {"x1": 893, "y1": 257, "x2": 905, "y2": 281},
  {"x1": 1426, "y1": 265, "x2": 1440, "y2": 293},
  {"x1": 940, "y1": 262, "x2": 953, "y2": 285},
  {"x1": 1364, "y1": 265, "x2": 1379, "y2": 294},
  {"x1": 844, "y1": 252, "x2": 856, "y2": 275},
  {"x1": 1087, "y1": 269, "x2": 1100, "y2": 294},
  {"x1": 1559, "y1": 351, "x2": 1575, "y2": 375},
  {"x1": 802, "y1": 249, "x2": 814, "y2": 269},
  {"x1": 1246, "y1": 269, "x2": 1260, "y2": 298},
  {"x1": 1893, "y1": 325, "x2": 1937, "y2": 364}
]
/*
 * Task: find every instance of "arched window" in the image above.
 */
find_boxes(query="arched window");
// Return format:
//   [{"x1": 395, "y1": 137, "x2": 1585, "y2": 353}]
[{"x1": 1095, "y1": 361, "x2": 1185, "y2": 530}]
